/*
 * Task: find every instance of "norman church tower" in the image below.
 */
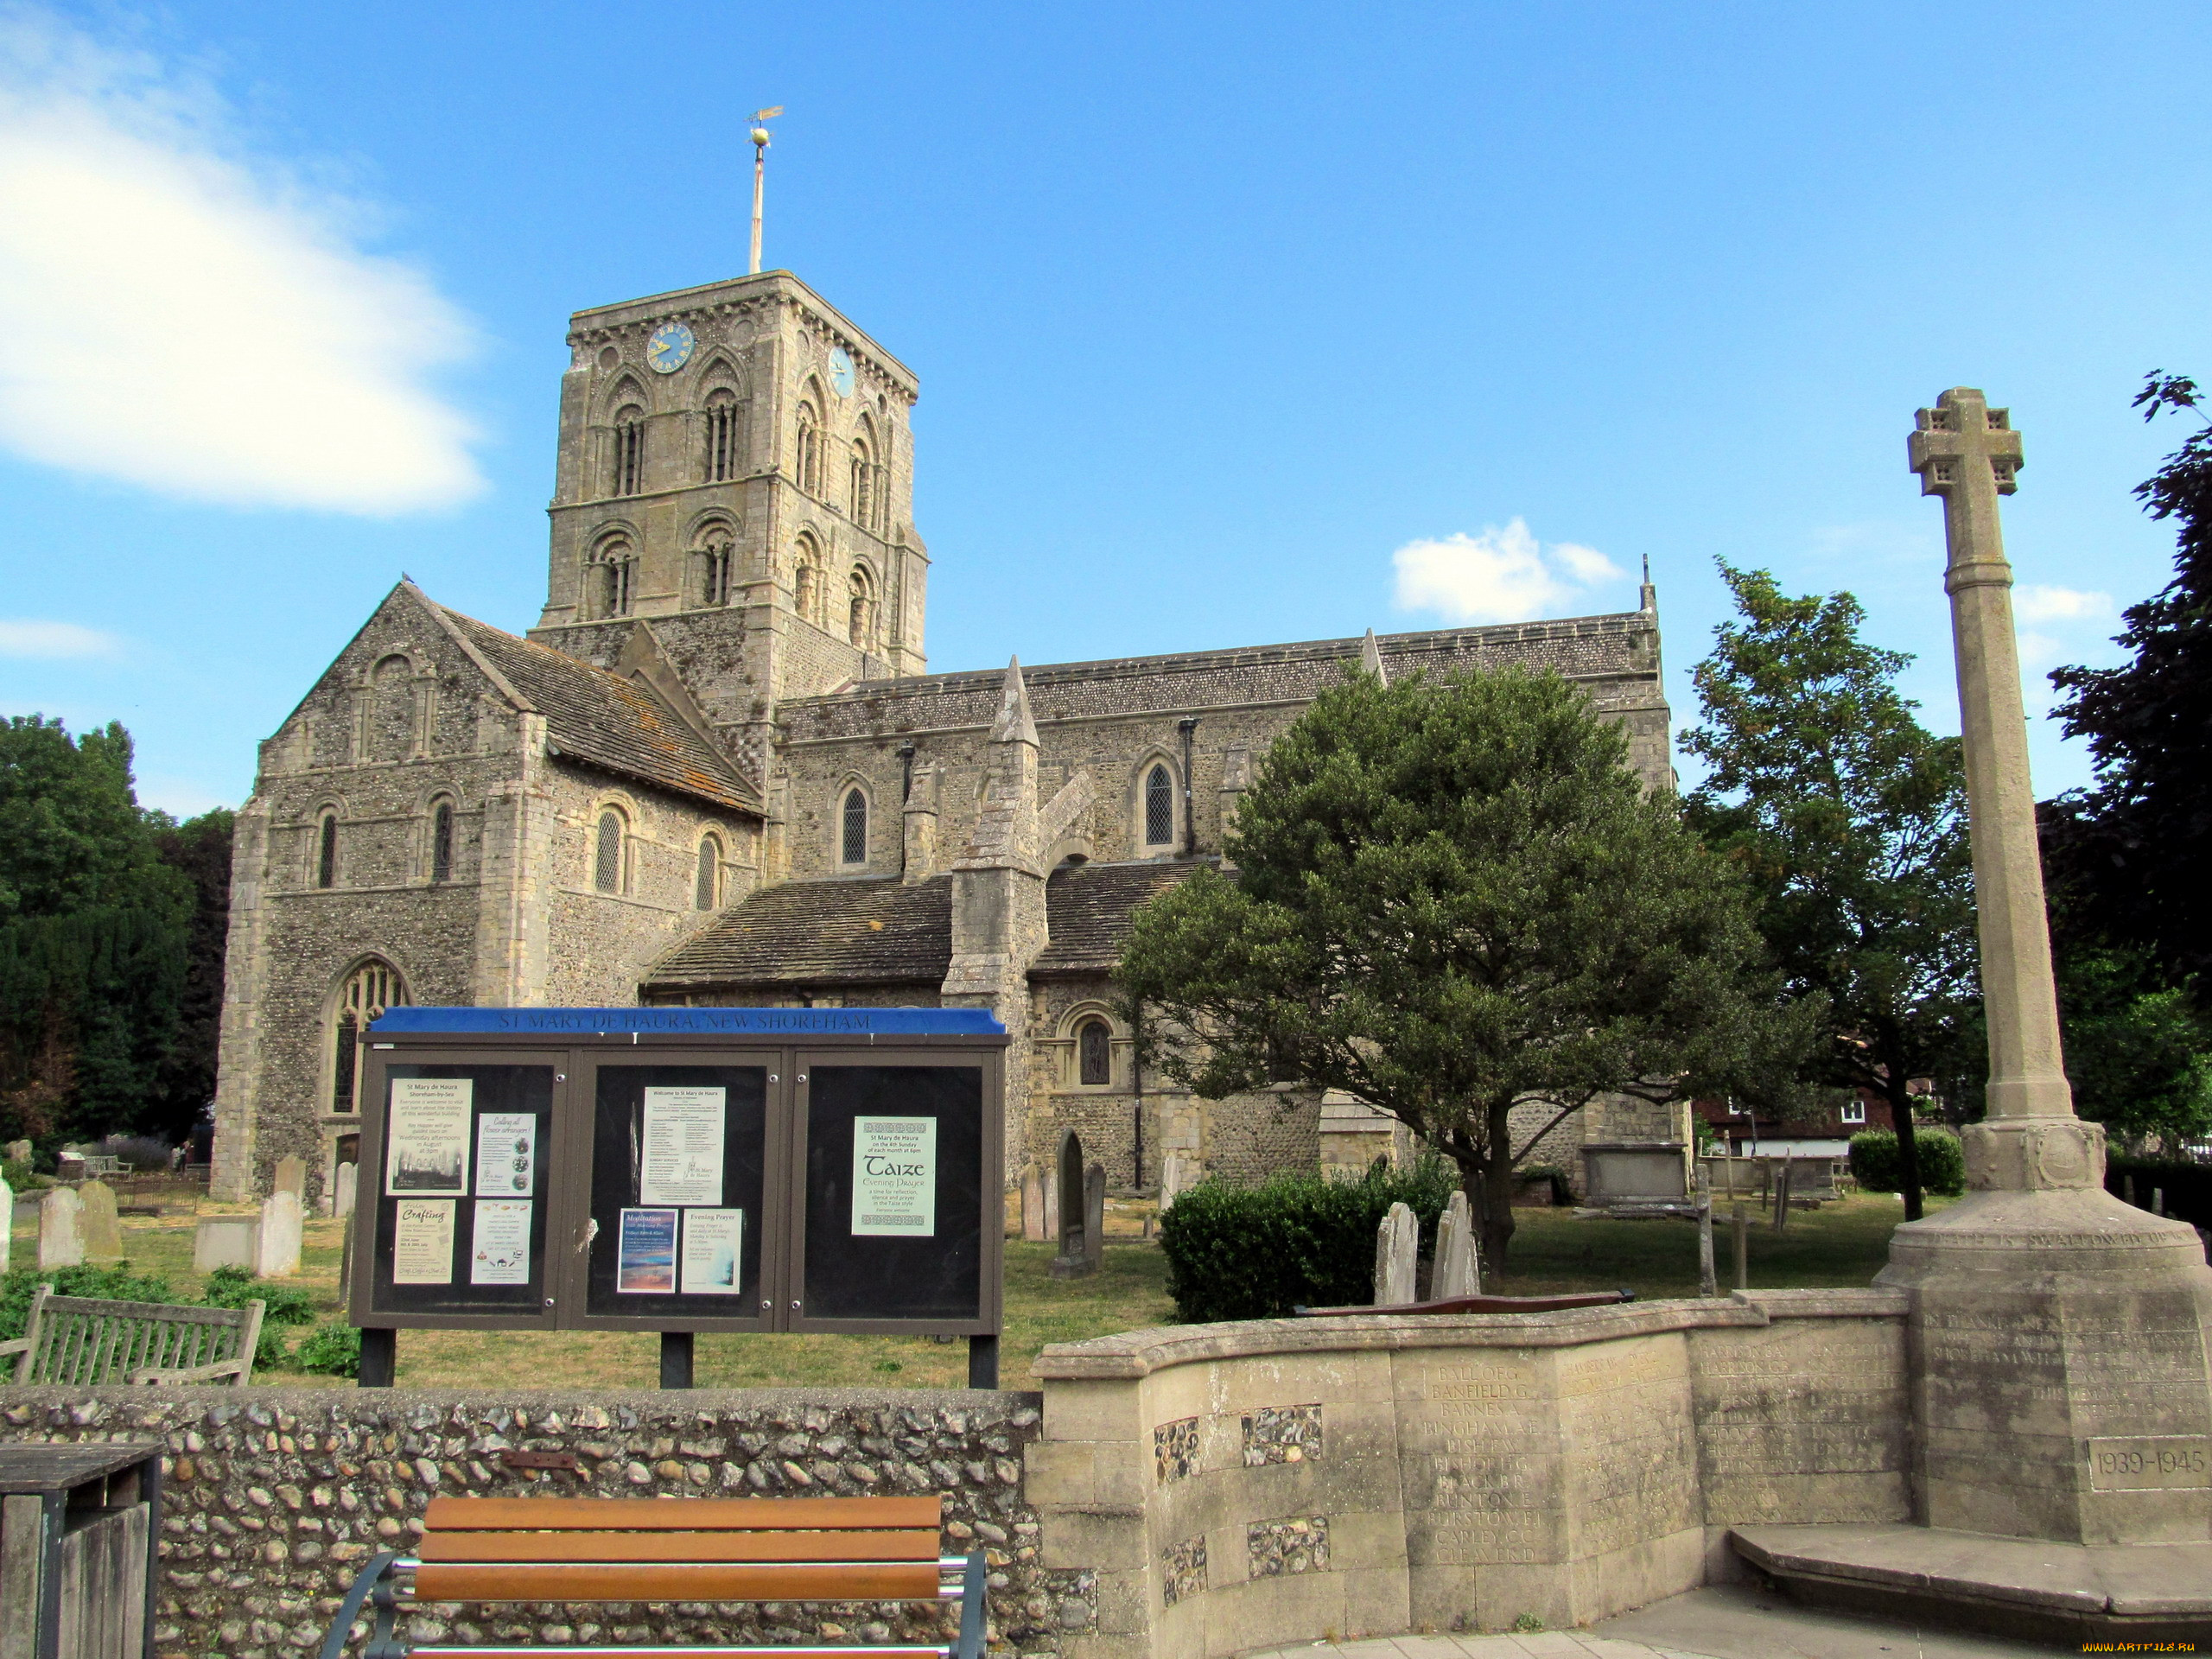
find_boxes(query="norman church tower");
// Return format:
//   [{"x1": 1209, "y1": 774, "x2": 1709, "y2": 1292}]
[{"x1": 531, "y1": 270, "x2": 931, "y2": 757}]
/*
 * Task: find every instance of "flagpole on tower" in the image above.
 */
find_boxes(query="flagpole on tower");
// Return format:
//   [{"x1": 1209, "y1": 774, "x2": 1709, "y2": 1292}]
[{"x1": 748, "y1": 106, "x2": 782, "y2": 275}]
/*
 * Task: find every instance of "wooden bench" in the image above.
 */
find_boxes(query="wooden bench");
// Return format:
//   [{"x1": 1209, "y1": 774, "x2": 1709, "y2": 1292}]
[
  {"x1": 319, "y1": 1495, "x2": 987, "y2": 1659},
  {"x1": 0, "y1": 1284, "x2": 264, "y2": 1385}
]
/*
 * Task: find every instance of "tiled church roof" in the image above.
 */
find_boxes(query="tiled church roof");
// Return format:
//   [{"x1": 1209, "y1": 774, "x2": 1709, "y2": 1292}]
[
  {"x1": 435, "y1": 607, "x2": 760, "y2": 814},
  {"x1": 645, "y1": 857, "x2": 1212, "y2": 992},
  {"x1": 650, "y1": 876, "x2": 956, "y2": 988},
  {"x1": 1032, "y1": 859, "x2": 1211, "y2": 976}
]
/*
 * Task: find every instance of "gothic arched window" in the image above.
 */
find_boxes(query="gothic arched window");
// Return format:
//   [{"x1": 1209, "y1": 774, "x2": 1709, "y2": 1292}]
[
  {"x1": 588, "y1": 537, "x2": 636, "y2": 619},
  {"x1": 594, "y1": 809, "x2": 626, "y2": 894},
  {"x1": 695, "y1": 835, "x2": 721, "y2": 911},
  {"x1": 841, "y1": 787, "x2": 868, "y2": 867},
  {"x1": 612, "y1": 404, "x2": 646, "y2": 496},
  {"x1": 1144, "y1": 764, "x2": 1175, "y2": 848},
  {"x1": 1077, "y1": 1018, "x2": 1111, "y2": 1086},
  {"x1": 329, "y1": 958, "x2": 407, "y2": 1116},
  {"x1": 316, "y1": 813, "x2": 339, "y2": 888},
  {"x1": 429, "y1": 798, "x2": 454, "y2": 883},
  {"x1": 703, "y1": 387, "x2": 742, "y2": 482}
]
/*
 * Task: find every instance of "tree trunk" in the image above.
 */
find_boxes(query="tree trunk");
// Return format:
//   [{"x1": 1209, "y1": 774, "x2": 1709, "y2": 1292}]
[
  {"x1": 1476, "y1": 1098, "x2": 1519, "y2": 1274},
  {"x1": 1889, "y1": 1077, "x2": 1924, "y2": 1222}
]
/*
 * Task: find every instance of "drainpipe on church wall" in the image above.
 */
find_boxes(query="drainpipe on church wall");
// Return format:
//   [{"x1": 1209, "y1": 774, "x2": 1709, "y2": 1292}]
[{"x1": 1177, "y1": 717, "x2": 1198, "y2": 856}]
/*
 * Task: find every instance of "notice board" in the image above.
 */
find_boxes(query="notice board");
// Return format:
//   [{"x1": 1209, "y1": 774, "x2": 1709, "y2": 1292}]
[{"x1": 345, "y1": 1008, "x2": 1006, "y2": 1337}]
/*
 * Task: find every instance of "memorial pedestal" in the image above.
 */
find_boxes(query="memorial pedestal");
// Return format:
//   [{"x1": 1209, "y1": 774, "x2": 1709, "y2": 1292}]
[{"x1": 1877, "y1": 1128, "x2": 2212, "y2": 1547}]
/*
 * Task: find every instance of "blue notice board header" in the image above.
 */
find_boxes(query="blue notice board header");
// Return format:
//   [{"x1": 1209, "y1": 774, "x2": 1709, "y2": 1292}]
[{"x1": 369, "y1": 1007, "x2": 1006, "y2": 1038}]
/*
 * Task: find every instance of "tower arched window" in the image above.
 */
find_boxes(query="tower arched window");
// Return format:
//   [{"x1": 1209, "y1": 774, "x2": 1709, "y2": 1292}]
[
  {"x1": 840, "y1": 787, "x2": 868, "y2": 867},
  {"x1": 1144, "y1": 764, "x2": 1175, "y2": 848},
  {"x1": 329, "y1": 958, "x2": 407, "y2": 1116},
  {"x1": 695, "y1": 835, "x2": 722, "y2": 911},
  {"x1": 594, "y1": 809, "x2": 626, "y2": 894},
  {"x1": 849, "y1": 437, "x2": 874, "y2": 530},
  {"x1": 1077, "y1": 1018, "x2": 1111, "y2": 1087},
  {"x1": 315, "y1": 812, "x2": 339, "y2": 888},
  {"x1": 702, "y1": 387, "x2": 743, "y2": 482},
  {"x1": 694, "y1": 530, "x2": 734, "y2": 607},
  {"x1": 847, "y1": 567, "x2": 875, "y2": 650},
  {"x1": 795, "y1": 401, "x2": 821, "y2": 494},
  {"x1": 612, "y1": 404, "x2": 646, "y2": 496},
  {"x1": 429, "y1": 798, "x2": 454, "y2": 883},
  {"x1": 588, "y1": 537, "x2": 636, "y2": 619},
  {"x1": 792, "y1": 535, "x2": 822, "y2": 626}
]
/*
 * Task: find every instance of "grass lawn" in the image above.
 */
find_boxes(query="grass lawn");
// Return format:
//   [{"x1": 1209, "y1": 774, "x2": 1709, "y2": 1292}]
[{"x1": 6, "y1": 1190, "x2": 1930, "y2": 1389}]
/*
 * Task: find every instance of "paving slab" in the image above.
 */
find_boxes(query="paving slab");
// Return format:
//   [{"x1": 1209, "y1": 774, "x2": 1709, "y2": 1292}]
[{"x1": 1732, "y1": 1522, "x2": 2212, "y2": 1643}]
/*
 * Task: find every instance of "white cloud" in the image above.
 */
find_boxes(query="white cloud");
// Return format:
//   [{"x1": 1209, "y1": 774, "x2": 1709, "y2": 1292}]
[
  {"x1": 2012, "y1": 584, "x2": 2117, "y2": 671},
  {"x1": 0, "y1": 13, "x2": 484, "y2": 513},
  {"x1": 1391, "y1": 518, "x2": 1626, "y2": 625},
  {"x1": 0, "y1": 617, "x2": 120, "y2": 658}
]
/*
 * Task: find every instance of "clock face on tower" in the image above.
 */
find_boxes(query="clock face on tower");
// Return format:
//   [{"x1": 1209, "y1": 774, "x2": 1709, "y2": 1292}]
[
  {"x1": 828, "y1": 346, "x2": 855, "y2": 398},
  {"x1": 646, "y1": 321, "x2": 696, "y2": 374}
]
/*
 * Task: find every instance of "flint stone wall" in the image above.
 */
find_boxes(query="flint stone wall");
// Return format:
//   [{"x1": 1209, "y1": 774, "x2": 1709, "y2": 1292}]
[{"x1": 0, "y1": 1387, "x2": 1082, "y2": 1659}]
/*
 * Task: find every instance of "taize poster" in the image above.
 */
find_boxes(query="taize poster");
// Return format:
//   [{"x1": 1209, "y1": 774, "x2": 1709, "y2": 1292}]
[{"x1": 851, "y1": 1116, "x2": 936, "y2": 1236}]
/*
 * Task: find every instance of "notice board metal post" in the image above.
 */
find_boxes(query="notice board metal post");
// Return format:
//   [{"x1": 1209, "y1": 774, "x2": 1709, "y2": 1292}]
[{"x1": 348, "y1": 1008, "x2": 1008, "y2": 1387}]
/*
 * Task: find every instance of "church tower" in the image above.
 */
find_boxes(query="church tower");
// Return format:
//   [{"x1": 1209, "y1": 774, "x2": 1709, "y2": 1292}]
[{"x1": 531, "y1": 270, "x2": 929, "y2": 753}]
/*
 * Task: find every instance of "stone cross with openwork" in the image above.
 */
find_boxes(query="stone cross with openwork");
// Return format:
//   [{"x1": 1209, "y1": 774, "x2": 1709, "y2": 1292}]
[{"x1": 1909, "y1": 388, "x2": 2100, "y2": 1187}]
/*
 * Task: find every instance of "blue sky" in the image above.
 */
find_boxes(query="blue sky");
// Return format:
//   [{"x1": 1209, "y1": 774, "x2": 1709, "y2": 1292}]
[{"x1": 1, "y1": 2, "x2": 2204, "y2": 815}]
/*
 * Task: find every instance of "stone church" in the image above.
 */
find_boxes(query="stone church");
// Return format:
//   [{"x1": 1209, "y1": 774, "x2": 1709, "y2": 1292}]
[{"x1": 207, "y1": 268, "x2": 1677, "y2": 1209}]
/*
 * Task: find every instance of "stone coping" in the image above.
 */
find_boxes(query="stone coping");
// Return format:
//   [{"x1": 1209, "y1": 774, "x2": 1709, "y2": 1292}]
[
  {"x1": 1033, "y1": 1288, "x2": 1909, "y2": 1380},
  {"x1": 1732, "y1": 1522, "x2": 2212, "y2": 1619},
  {"x1": 0, "y1": 1384, "x2": 1040, "y2": 1414}
]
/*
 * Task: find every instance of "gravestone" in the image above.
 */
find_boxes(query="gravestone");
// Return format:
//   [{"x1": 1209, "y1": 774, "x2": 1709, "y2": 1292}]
[
  {"x1": 271, "y1": 1155, "x2": 307, "y2": 1202},
  {"x1": 78, "y1": 1179, "x2": 124, "y2": 1264},
  {"x1": 1159, "y1": 1152, "x2": 1195, "y2": 1211},
  {"x1": 1021, "y1": 1167, "x2": 1049, "y2": 1242},
  {"x1": 0, "y1": 1172, "x2": 11, "y2": 1273},
  {"x1": 1083, "y1": 1163, "x2": 1106, "y2": 1274},
  {"x1": 1431, "y1": 1190, "x2": 1479, "y2": 1299},
  {"x1": 1373, "y1": 1200, "x2": 1418, "y2": 1306},
  {"x1": 255, "y1": 1191, "x2": 303, "y2": 1277},
  {"x1": 3, "y1": 1139, "x2": 29, "y2": 1166},
  {"x1": 333, "y1": 1161, "x2": 358, "y2": 1221},
  {"x1": 1050, "y1": 1133, "x2": 1092, "y2": 1278},
  {"x1": 1879, "y1": 389, "x2": 2212, "y2": 1546},
  {"x1": 194, "y1": 1216, "x2": 259, "y2": 1273},
  {"x1": 38, "y1": 1186, "x2": 84, "y2": 1269}
]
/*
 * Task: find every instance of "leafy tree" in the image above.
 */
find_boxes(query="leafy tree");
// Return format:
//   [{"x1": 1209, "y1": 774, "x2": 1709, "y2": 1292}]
[
  {"x1": 1681, "y1": 564, "x2": 1977, "y2": 1222},
  {"x1": 1118, "y1": 665, "x2": 1799, "y2": 1268},
  {"x1": 2045, "y1": 373, "x2": 2212, "y2": 989},
  {"x1": 0, "y1": 717, "x2": 194, "y2": 1146},
  {"x1": 150, "y1": 809, "x2": 235, "y2": 1137}
]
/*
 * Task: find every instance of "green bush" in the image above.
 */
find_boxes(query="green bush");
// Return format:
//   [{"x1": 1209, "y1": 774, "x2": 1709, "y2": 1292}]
[
  {"x1": 0, "y1": 1264, "x2": 175, "y2": 1343},
  {"x1": 1158, "y1": 1154, "x2": 1460, "y2": 1323},
  {"x1": 1848, "y1": 1128, "x2": 1965, "y2": 1197},
  {"x1": 201, "y1": 1264, "x2": 318, "y2": 1369},
  {"x1": 290, "y1": 1324, "x2": 361, "y2": 1378}
]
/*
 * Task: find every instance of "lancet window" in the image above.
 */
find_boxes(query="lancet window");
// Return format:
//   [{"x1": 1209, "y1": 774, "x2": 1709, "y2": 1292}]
[
  {"x1": 1144, "y1": 764, "x2": 1175, "y2": 848},
  {"x1": 594, "y1": 809, "x2": 626, "y2": 894},
  {"x1": 696, "y1": 835, "x2": 722, "y2": 911},
  {"x1": 841, "y1": 787, "x2": 868, "y2": 867},
  {"x1": 429, "y1": 798, "x2": 454, "y2": 883},
  {"x1": 1078, "y1": 1019, "x2": 1111, "y2": 1086},
  {"x1": 316, "y1": 813, "x2": 339, "y2": 888}
]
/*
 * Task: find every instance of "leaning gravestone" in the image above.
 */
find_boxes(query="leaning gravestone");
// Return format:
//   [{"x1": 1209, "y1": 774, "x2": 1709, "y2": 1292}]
[
  {"x1": 333, "y1": 1161, "x2": 358, "y2": 1220},
  {"x1": 1431, "y1": 1190, "x2": 1479, "y2": 1299},
  {"x1": 39, "y1": 1186, "x2": 84, "y2": 1269},
  {"x1": 1083, "y1": 1163, "x2": 1107, "y2": 1274},
  {"x1": 78, "y1": 1179, "x2": 124, "y2": 1265},
  {"x1": 256, "y1": 1190, "x2": 303, "y2": 1277},
  {"x1": 1373, "y1": 1200, "x2": 1419, "y2": 1306},
  {"x1": 194, "y1": 1216, "x2": 258, "y2": 1272}
]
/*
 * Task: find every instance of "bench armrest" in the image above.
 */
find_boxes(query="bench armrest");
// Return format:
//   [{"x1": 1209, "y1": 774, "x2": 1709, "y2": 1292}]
[
  {"x1": 320, "y1": 1550, "x2": 404, "y2": 1659},
  {"x1": 0, "y1": 1338, "x2": 28, "y2": 1359},
  {"x1": 129, "y1": 1357, "x2": 252, "y2": 1386}
]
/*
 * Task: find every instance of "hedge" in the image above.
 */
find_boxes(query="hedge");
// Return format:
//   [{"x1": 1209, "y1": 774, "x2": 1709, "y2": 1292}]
[
  {"x1": 1157, "y1": 1155, "x2": 1459, "y2": 1323},
  {"x1": 1847, "y1": 1128, "x2": 1966, "y2": 1197}
]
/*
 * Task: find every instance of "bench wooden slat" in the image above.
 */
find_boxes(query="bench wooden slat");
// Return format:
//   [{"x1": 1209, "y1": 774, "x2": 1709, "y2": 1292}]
[
  {"x1": 421, "y1": 1529, "x2": 941, "y2": 1564},
  {"x1": 411, "y1": 1560, "x2": 944, "y2": 1603},
  {"x1": 422, "y1": 1496, "x2": 942, "y2": 1532}
]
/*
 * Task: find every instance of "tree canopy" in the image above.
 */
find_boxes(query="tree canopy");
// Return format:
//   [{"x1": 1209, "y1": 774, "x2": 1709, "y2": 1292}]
[
  {"x1": 0, "y1": 716, "x2": 230, "y2": 1148},
  {"x1": 1681, "y1": 563, "x2": 1977, "y2": 1220},
  {"x1": 1116, "y1": 664, "x2": 1799, "y2": 1266}
]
